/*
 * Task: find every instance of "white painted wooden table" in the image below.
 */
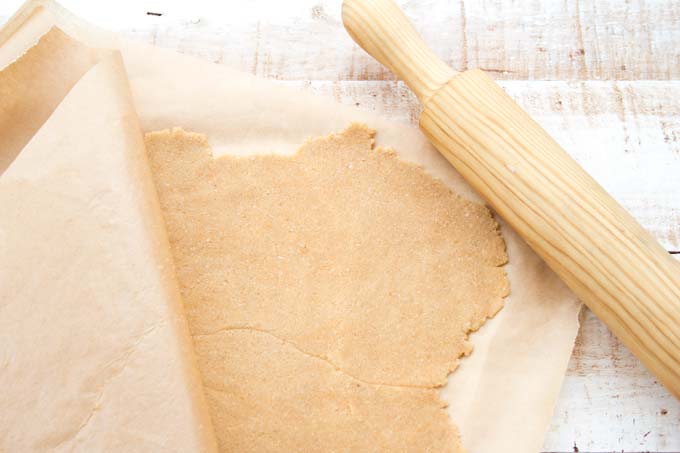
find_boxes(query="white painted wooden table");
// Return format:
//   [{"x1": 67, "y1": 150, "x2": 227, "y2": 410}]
[{"x1": 2, "y1": 1, "x2": 678, "y2": 451}]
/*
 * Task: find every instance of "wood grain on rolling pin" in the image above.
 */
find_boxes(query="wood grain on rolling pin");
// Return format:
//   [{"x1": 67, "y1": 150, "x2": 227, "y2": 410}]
[{"x1": 418, "y1": 67, "x2": 680, "y2": 396}]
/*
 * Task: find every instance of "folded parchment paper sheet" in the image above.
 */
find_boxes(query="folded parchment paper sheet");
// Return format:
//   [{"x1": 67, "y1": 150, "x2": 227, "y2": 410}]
[
  {"x1": 0, "y1": 40, "x2": 218, "y2": 452},
  {"x1": 0, "y1": 1, "x2": 581, "y2": 452}
]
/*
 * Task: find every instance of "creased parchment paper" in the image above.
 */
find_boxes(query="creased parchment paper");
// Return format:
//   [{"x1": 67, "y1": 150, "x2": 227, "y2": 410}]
[
  {"x1": 0, "y1": 2, "x2": 582, "y2": 452},
  {"x1": 0, "y1": 49, "x2": 217, "y2": 451}
]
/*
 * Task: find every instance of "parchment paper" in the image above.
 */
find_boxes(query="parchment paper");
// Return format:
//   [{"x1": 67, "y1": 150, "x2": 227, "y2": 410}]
[
  {"x1": 0, "y1": 47, "x2": 217, "y2": 451},
  {"x1": 0, "y1": 2, "x2": 582, "y2": 452}
]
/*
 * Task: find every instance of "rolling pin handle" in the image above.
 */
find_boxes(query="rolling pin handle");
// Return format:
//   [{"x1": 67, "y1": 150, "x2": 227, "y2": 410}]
[{"x1": 342, "y1": 0, "x2": 456, "y2": 102}]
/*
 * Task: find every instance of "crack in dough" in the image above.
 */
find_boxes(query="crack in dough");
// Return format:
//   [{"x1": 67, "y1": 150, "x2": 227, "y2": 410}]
[
  {"x1": 145, "y1": 124, "x2": 509, "y2": 452},
  {"x1": 194, "y1": 326, "x2": 435, "y2": 389},
  {"x1": 195, "y1": 328, "x2": 460, "y2": 452}
]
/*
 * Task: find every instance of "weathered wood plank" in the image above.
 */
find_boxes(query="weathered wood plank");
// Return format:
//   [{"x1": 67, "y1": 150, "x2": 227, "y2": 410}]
[
  {"x1": 283, "y1": 80, "x2": 680, "y2": 251},
  {"x1": 457, "y1": 0, "x2": 680, "y2": 81},
  {"x1": 2, "y1": 0, "x2": 677, "y2": 81},
  {"x1": 544, "y1": 308, "x2": 680, "y2": 453}
]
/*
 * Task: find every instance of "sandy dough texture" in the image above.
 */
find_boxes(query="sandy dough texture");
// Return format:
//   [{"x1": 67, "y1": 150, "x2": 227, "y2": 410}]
[{"x1": 145, "y1": 124, "x2": 509, "y2": 452}]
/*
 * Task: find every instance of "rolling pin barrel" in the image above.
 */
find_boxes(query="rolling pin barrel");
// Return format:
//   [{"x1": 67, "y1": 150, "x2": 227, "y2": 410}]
[{"x1": 343, "y1": 0, "x2": 680, "y2": 398}]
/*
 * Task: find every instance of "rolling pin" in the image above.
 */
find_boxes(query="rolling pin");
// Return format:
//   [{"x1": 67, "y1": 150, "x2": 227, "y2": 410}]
[{"x1": 342, "y1": 0, "x2": 680, "y2": 398}]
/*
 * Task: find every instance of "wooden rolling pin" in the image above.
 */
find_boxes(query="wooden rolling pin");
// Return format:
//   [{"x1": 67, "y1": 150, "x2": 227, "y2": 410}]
[{"x1": 342, "y1": 0, "x2": 680, "y2": 398}]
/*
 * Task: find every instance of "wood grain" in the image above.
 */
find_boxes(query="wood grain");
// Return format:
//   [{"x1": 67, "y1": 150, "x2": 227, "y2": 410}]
[
  {"x1": 546, "y1": 306, "x2": 680, "y2": 452},
  {"x1": 423, "y1": 68, "x2": 680, "y2": 398}
]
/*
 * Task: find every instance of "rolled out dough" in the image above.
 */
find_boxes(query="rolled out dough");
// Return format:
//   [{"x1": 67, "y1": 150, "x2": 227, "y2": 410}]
[{"x1": 145, "y1": 124, "x2": 509, "y2": 451}]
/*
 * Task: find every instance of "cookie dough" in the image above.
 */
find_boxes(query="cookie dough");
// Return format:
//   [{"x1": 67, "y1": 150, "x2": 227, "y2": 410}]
[{"x1": 146, "y1": 124, "x2": 509, "y2": 451}]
